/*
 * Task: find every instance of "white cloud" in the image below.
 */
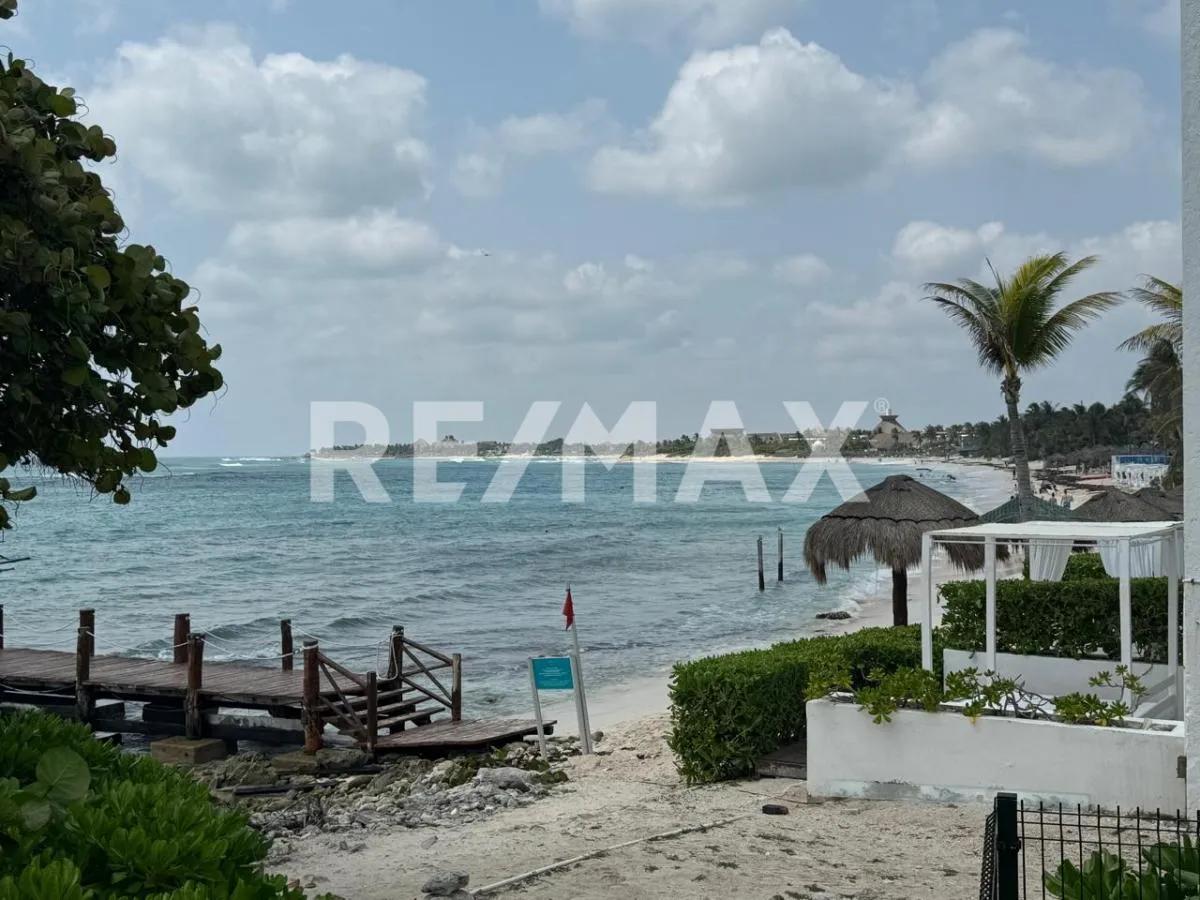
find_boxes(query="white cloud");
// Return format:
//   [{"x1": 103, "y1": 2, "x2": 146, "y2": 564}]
[
  {"x1": 1138, "y1": 0, "x2": 1180, "y2": 40},
  {"x1": 590, "y1": 30, "x2": 919, "y2": 203},
  {"x1": 590, "y1": 27, "x2": 1151, "y2": 204},
  {"x1": 891, "y1": 221, "x2": 1005, "y2": 273},
  {"x1": 773, "y1": 253, "x2": 832, "y2": 287},
  {"x1": 804, "y1": 218, "x2": 1181, "y2": 381},
  {"x1": 453, "y1": 100, "x2": 609, "y2": 197},
  {"x1": 226, "y1": 213, "x2": 444, "y2": 272},
  {"x1": 538, "y1": 0, "x2": 802, "y2": 46},
  {"x1": 86, "y1": 25, "x2": 431, "y2": 216},
  {"x1": 913, "y1": 29, "x2": 1146, "y2": 167}
]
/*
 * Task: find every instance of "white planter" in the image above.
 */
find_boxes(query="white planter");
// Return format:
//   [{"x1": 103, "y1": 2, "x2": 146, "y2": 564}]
[
  {"x1": 943, "y1": 649, "x2": 1173, "y2": 703},
  {"x1": 806, "y1": 696, "x2": 1185, "y2": 810}
]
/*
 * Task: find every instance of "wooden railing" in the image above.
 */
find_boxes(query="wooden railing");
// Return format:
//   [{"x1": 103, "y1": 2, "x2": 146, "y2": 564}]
[{"x1": 386, "y1": 626, "x2": 462, "y2": 723}]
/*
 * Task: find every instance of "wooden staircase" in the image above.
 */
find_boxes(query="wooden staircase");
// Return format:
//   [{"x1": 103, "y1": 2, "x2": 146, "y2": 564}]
[{"x1": 303, "y1": 627, "x2": 461, "y2": 753}]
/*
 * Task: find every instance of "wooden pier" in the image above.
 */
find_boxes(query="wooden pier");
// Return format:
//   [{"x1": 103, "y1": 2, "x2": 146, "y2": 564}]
[{"x1": 0, "y1": 607, "x2": 549, "y2": 755}]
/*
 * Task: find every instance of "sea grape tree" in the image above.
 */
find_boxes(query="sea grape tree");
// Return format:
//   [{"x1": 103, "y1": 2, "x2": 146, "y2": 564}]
[{"x1": 0, "y1": 2, "x2": 222, "y2": 528}]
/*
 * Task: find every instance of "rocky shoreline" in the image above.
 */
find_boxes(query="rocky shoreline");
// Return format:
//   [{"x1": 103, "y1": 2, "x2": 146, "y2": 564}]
[{"x1": 190, "y1": 736, "x2": 586, "y2": 896}]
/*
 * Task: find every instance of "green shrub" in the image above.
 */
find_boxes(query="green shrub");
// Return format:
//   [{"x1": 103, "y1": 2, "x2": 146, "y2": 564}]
[
  {"x1": 940, "y1": 576, "x2": 1179, "y2": 662},
  {"x1": 0, "y1": 711, "x2": 305, "y2": 899},
  {"x1": 668, "y1": 625, "x2": 939, "y2": 784},
  {"x1": 1062, "y1": 552, "x2": 1109, "y2": 581}
]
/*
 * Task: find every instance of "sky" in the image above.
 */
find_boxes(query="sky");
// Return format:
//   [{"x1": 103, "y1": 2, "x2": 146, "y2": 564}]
[{"x1": 5, "y1": 0, "x2": 1186, "y2": 454}]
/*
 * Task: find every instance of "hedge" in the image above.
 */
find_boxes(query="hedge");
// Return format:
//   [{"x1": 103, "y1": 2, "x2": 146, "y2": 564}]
[
  {"x1": 0, "y1": 710, "x2": 314, "y2": 899},
  {"x1": 668, "y1": 625, "x2": 940, "y2": 784},
  {"x1": 940, "y1": 574, "x2": 1178, "y2": 663}
]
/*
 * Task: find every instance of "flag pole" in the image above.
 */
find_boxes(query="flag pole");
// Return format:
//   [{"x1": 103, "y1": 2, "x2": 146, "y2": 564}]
[{"x1": 567, "y1": 585, "x2": 593, "y2": 754}]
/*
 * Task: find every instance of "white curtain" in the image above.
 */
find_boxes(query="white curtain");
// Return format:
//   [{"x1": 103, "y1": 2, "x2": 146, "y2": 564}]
[
  {"x1": 1098, "y1": 541, "x2": 1164, "y2": 578},
  {"x1": 1028, "y1": 540, "x2": 1072, "y2": 582}
]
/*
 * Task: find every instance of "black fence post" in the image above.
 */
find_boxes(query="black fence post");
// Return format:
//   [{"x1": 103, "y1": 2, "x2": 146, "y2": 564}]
[{"x1": 995, "y1": 792, "x2": 1020, "y2": 900}]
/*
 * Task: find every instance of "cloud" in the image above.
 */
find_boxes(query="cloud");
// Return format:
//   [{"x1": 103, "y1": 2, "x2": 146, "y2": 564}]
[
  {"x1": 453, "y1": 100, "x2": 610, "y2": 197},
  {"x1": 85, "y1": 25, "x2": 431, "y2": 217},
  {"x1": 1137, "y1": 0, "x2": 1180, "y2": 41},
  {"x1": 912, "y1": 29, "x2": 1147, "y2": 167},
  {"x1": 226, "y1": 213, "x2": 445, "y2": 273},
  {"x1": 807, "y1": 218, "x2": 1182, "y2": 383},
  {"x1": 538, "y1": 0, "x2": 802, "y2": 46},
  {"x1": 589, "y1": 27, "x2": 1151, "y2": 204},
  {"x1": 773, "y1": 253, "x2": 832, "y2": 286}
]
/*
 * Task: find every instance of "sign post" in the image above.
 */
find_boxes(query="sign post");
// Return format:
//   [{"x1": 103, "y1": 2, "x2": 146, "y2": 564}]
[{"x1": 529, "y1": 654, "x2": 591, "y2": 756}]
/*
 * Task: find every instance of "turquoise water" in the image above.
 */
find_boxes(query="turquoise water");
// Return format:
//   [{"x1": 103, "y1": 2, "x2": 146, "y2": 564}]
[{"x1": 0, "y1": 458, "x2": 1008, "y2": 715}]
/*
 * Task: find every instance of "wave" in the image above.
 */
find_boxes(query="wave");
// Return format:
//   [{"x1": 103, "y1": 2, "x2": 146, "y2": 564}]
[{"x1": 218, "y1": 462, "x2": 244, "y2": 467}]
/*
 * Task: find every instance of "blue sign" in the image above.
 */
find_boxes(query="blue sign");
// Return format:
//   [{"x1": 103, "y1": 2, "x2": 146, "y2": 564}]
[{"x1": 531, "y1": 656, "x2": 575, "y2": 690}]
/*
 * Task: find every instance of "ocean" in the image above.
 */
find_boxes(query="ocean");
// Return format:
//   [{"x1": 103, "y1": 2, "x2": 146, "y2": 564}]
[{"x1": 0, "y1": 457, "x2": 1011, "y2": 716}]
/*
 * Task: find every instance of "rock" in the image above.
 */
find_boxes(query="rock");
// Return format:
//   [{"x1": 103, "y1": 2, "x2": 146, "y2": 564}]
[
  {"x1": 422, "y1": 872, "x2": 469, "y2": 896},
  {"x1": 343, "y1": 774, "x2": 373, "y2": 790},
  {"x1": 591, "y1": 730, "x2": 605, "y2": 743},
  {"x1": 314, "y1": 747, "x2": 370, "y2": 772},
  {"x1": 815, "y1": 610, "x2": 853, "y2": 620},
  {"x1": 474, "y1": 767, "x2": 533, "y2": 792},
  {"x1": 195, "y1": 752, "x2": 279, "y2": 789}
]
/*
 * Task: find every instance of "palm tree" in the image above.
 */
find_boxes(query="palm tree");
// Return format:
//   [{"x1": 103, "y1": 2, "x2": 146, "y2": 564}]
[
  {"x1": 925, "y1": 254, "x2": 1121, "y2": 520},
  {"x1": 1120, "y1": 277, "x2": 1182, "y2": 485},
  {"x1": 1120, "y1": 277, "x2": 1181, "y2": 354}
]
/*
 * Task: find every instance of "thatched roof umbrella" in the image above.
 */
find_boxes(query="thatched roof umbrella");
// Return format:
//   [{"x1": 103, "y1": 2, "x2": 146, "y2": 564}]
[
  {"x1": 1071, "y1": 488, "x2": 1169, "y2": 523},
  {"x1": 1134, "y1": 485, "x2": 1183, "y2": 518},
  {"x1": 804, "y1": 474, "x2": 988, "y2": 627}
]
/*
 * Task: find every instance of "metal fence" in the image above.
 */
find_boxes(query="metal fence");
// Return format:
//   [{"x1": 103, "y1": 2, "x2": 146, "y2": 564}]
[{"x1": 980, "y1": 792, "x2": 1200, "y2": 899}]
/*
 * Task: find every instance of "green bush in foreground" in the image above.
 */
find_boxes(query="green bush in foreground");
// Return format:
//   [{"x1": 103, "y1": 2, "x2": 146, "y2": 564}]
[
  {"x1": 668, "y1": 625, "x2": 939, "y2": 784},
  {"x1": 0, "y1": 711, "x2": 306, "y2": 899},
  {"x1": 940, "y1": 575, "x2": 1177, "y2": 662}
]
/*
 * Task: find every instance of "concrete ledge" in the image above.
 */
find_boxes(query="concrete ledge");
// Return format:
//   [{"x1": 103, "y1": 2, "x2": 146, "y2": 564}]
[
  {"x1": 150, "y1": 736, "x2": 229, "y2": 767},
  {"x1": 807, "y1": 696, "x2": 1184, "y2": 810}
]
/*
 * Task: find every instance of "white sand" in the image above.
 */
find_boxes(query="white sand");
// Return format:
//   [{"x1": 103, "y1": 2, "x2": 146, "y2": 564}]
[
  {"x1": 278, "y1": 714, "x2": 987, "y2": 899},
  {"x1": 275, "y1": 459, "x2": 1012, "y2": 897}
]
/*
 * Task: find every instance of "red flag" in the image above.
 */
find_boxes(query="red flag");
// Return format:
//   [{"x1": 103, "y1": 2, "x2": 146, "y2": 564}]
[{"x1": 562, "y1": 586, "x2": 575, "y2": 631}]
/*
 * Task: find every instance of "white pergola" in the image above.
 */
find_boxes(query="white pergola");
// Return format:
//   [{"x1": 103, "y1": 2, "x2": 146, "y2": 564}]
[{"x1": 918, "y1": 521, "x2": 1184, "y2": 679}]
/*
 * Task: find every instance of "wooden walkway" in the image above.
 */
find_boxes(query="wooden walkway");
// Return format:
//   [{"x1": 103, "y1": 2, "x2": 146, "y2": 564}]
[
  {"x1": 374, "y1": 718, "x2": 554, "y2": 752},
  {"x1": 0, "y1": 609, "x2": 549, "y2": 756},
  {"x1": 0, "y1": 647, "x2": 344, "y2": 706}
]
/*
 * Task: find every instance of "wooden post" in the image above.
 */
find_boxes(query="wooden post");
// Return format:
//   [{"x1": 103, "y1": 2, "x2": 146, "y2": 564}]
[
  {"x1": 0, "y1": 603, "x2": 5, "y2": 650},
  {"x1": 280, "y1": 619, "x2": 294, "y2": 672},
  {"x1": 302, "y1": 640, "x2": 322, "y2": 753},
  {"x1": 984, "y1": 537, "x2": 997, "y2": 672},
  {"x1": 388, "y1": 626, "x2": 404, "y2": 680},
  {"x1": 79, "y1": 608, "x2": 95, "y2": 658},
  {"x1": 757, "y1": 536, "x2": 765, "y2": 591},
  {"x1": 184, "y1": 633, "x2": 206, "y2": 739},
  {"x1": 451, "y1": 653, "x2": 462, "y2": 722},
  {"x1": 365, "y1": 670, "x2": 378, "y2": 753},
  {"x1": 777, "y1": 528, "x2": 784, "y2": 582},
  {"x1": 172, "y1": 613, "x2": 190, "y2": 664},
  {"x1": 75, "y1": 625, "x2": 93, "y2": 723}
]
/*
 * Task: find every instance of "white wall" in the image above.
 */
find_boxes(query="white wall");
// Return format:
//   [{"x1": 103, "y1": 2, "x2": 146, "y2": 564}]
[
  {"x1": 1180, "y1": 0, "x2": 1200, "y2": 816},
  {"x1": 943, "y1": 649, "x2": 1172, "y2": 704},
  {"x1": 1184, "y1": 0, "x2": 1200, "y2": 813},
  {"x1": 807, "y1": 697, "x2": 1184, "y2": 810}
]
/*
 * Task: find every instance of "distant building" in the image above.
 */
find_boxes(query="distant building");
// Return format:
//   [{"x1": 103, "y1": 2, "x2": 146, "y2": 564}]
[
  {"x1": 1111, "y1": 453, "x2": 1170, "y2": 488},
  {"x1": 870, "y1": 413, "x2": 917, "y2": 451}
]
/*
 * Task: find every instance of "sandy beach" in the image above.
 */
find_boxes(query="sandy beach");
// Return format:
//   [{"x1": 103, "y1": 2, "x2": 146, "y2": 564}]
[
  {"x1": 275, "y1": 712, "x2": 986, "y2": 899},
  {"x1": 267, "y1": 461, "x2": 1014, "y2": 898}
]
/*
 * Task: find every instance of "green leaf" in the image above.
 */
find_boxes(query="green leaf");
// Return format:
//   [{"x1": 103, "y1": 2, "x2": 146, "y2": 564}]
[
  {"x1": 61, "y1": 366, "x2": 88, "y2": 386},
  {"x1": 19, "y1": 797, "x2": 51, "y2": 830},
  {"x1": 136, "y1": 448, "x2": 157, "y2": 473},
  {"x1": 112, "y1": 485, "x2": 130, "y2": 505},
  {"x1": 84, "y1": 264, "x2": 111, "y2": 290},
  {"x1": 36, "y1": 747, "x2": 90, "y2": 803},
  {"x1": 5, "y1": 486, "x2": 35, "y2": 502},
  {"x1": 48, "y1": 93, "x2": 76, "y2": 116}
]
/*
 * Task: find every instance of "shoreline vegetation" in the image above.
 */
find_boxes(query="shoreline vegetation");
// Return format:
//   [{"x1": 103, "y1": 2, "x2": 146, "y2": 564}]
[{"x1": 306, "y1": 391, "x2": 1168, "y2": 469}]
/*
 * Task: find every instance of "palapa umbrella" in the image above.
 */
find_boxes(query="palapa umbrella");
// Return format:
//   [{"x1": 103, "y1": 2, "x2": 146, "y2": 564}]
[
  {"x1": 804, "y1": 474, "x2": 988, "y2": 627},
  {"x1": 1071, "y1": 488, "x2": 1170, "y2": 523},
  {"x1": 1134, "y1": 485, "x2": 1183, "y2": 519}
]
